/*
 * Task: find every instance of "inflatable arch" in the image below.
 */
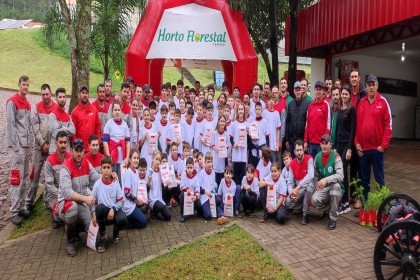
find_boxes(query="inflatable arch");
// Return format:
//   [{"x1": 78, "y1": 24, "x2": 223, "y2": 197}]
[{"x1": 126, "y1": 0, "x2": 258, "y2": 95}]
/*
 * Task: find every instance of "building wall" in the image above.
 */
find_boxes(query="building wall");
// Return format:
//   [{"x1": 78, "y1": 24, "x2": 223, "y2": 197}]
[{"x1": 331, "y1": 54, "x2": 420, "y2": 139}]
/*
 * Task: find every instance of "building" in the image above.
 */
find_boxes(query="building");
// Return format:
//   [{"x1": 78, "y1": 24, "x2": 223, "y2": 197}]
[{"x1": 285, "y1": 0, "x2": 420, "y2": 139}]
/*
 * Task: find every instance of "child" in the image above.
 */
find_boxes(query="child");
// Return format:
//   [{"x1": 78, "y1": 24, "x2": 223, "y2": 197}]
[
  {"x1": 198, "y1": 152, "x2": 226, "y2": 224},
  {"x1": 158, "y1": 84, "x2": 169, "y2": 110},
  {"x1": 122, "y1": 151, "x2": 148, "y2": 229},
  {"x1": 149, "y1": 150, "x2": 172, "y2": 221},
  {"x1": 183, "y1": 107, "x2": 195, "y2": 148},
  {"x1": 249, "y1": 102, "x2": 268, "y2": 167},
  {"x1": 193, "y1": 103, "x2": 204, "y2": 150},
  {"x1": 281, "y1": 150, "x2": 292, "y2": 183},
  {"x1": 138, "y1": 158, "x2": 151, "y2": 215},
  {"x1": 179, "y1": 157, "x2": 201, "y2": 222},
  {"x1": 200, "y1": 103, "x2": 217, "y2": 156},
  {"x1": 217, "y1": 166, "x2": 241, "y2": 217},
  {"x1": 259, "y1": 162, "x2": 287, "y2": 224},
  {"x1": 244, "y1": 100, "x2": 254, "y2": 123},
  {"x1": 195, "y1": 152, "x2": 204, "y2": 174},
  {"x1": 158, "y1": 105, "x2": 170, "y2": 154},
  {"x1": 212, "y1": 115, "x2": 230, "y2": 186},
  {"x1": 148, "y1": 100, "x2": 159, "y2": 126},
  {"x1": 168, "y1": 102, "x2": 176, "y2": 124},
  {"x1": 182, "y1": 142, "x2": 192, "y2": 164},
  {"x1": 165, "y1": 143, "x2": 182, "y2": 206},
  {"x1": 92, "y1": 156, "x2": 127, "y2": 253},
  {"x1": 231, "y1": 103, "x2": 249, "y2": 185},
  {"x1": 138, "y1": 108, "x2": 159, "y2": 169},
  {"x1": 241, "y1": 164, "x2": 259, "y2": 216},
  {"x1": 179, "y1": 97, "x2": 187, "y2": 122},
  {"x1": 167, "y1": 109, "x2": 185, "y2": 154},
  {"x1": 263, "y1": 93, "x2": 282, "y2": 162},
  {"x1": 256, "y1": 146, "x2": 272, "y2": 209},
  {"x1": 226, "y1": 95, "x2": 235, "y2": 120}
]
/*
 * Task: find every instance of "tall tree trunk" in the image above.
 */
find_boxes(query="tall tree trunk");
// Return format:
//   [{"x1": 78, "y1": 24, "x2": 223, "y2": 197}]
[
  {"x1": 58, "y1": 0, "x2": 91, "y2": 113},
  {"x1": 248, "y1": 27, "x2": 273, "y2": 85},
  {"x1": 104, "y1": 42, "x2": 110, "y2": 80},
  {"x1": 269, "y1": 0, "x2": 279, "y2": 86},
  {"x1": 288, "y1": 0, "x2": 298, "y2": 98}
]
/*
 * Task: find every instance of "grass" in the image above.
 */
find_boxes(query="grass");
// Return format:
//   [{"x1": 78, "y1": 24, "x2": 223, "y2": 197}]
[
  {"x1": 0, "y1": 28, "x2": 310, "y2": 94},
  {"x1": 0, "y1": 28, "x2": 104, "y2": 94},
  {"x1": 8, "y1": 198, "x2": 51, "y2": 240},
  {"x1": 113, "y1": 225, "x2": 294, "y2": 280}
]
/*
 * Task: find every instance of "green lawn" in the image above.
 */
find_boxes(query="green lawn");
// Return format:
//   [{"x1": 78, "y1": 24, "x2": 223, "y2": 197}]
[
  {"x1": 113, "y1": 225, "x2": 294, "y2": 280},
  {"x1": 8, "y1": 198, "x2": 51, "y2": 240},
  {"x1": 0, "y1": 28, "x2": 310, "y2": 94}
]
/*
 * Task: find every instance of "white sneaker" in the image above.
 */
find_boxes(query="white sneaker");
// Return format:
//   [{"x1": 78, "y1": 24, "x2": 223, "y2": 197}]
[{"x1": 343, "y1": 203, "x2": 351, "y2": 214}]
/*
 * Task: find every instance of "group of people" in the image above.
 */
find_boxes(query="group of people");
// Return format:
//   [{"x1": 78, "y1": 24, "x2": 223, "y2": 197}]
[{"x1": 5, "y1": 69, "x2": 392, "y2": 256}]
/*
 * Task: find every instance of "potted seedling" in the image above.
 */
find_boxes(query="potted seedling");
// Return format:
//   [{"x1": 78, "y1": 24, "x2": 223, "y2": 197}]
[
  {"x1": 373, "y1": 183, "x2": 392, "y2": 227},
  {"x1": 352, "y1": 182, "x2": 366, "y2": 226}
]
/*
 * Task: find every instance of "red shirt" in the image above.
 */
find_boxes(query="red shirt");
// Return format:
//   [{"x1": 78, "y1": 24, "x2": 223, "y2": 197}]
[
  {"x1": 92, "y1": 99, "x2": 110, "y2": 114},
  {"x1": 83, "y1": 152, "x2": 104, "y2": 170},
  {"x1": 355, "y1": 93, "x2": 392, "y2": 150},
  {"x1": 289, "y1": 155, "x2": 311, "y2": 181},
  {"x1": 71, "y1": 102, "x2": 101, "y2": 152},
  {"x1": 274, "y1": 98, "x2": 287, "y2": 114},
  {"x1": 304, "y1": 99, "x2": 331, "y2": 144}
]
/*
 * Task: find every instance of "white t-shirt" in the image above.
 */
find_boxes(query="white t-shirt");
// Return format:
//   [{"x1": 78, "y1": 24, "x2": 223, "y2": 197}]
[
  {"x1": 262, "y1": 108, "x2": 281, "y2": 151},
  {"x1": 257, "y1": 159, "x2": 271, "y2": 181},
  {"x1": 148, "y1": 167, "x2": 164, "y2": 208},
  {"x1": 138, "y1": 123, "x2": 159, "y2": 169},
  {"x1": 103, "y1": 119, "x2": 130, "y2": 163},
  {"x1": 230, "y1": 120, "x2": 249, "y2": 163},
  {"x1": 212, "y1": 130, "x2": 230, "y2": 173},
  {"x1": 198, "y1": 168, "x2": 217, "y2": 205}
]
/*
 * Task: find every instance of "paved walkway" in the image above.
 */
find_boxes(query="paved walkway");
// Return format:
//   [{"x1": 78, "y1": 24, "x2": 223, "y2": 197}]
[{"x1": 0, "y1": 90, "x2": 419, "y2": 279}]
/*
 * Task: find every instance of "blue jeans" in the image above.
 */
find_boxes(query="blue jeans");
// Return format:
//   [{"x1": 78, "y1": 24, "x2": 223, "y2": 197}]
[
  {"x1": 309, "y1": 144, "x2": 321, "y2": 159},
  {"x1": 359, "y1": 149, "x2": 385, "y2": 200},
  {"x1": 127, "y1": 206, "x2": 147, "y2": 229}
]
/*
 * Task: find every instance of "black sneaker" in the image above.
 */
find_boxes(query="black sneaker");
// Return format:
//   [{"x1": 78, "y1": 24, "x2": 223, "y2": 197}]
[
  {"x1": 66, "y1": 243, "x2": 77, "y2": 257},
  {"x1": 113, "y1": 228, "x2": 120, "y2": 243},
  {"x1": 75, "y1": 233, "x2": 82, "y2": 242},
  {"x1": 337, "y1": 203, "x2": 345, "y2": 215},
  {"x1": 234, "y1": 210, "x2": 242, "y2": 218},
  {"x1": 10, "y1": 215, "x2": 22, "y2": 226},
  {"x1": 19, "y1": 209, "x2": 32, "y2": 219},
  {"x1": 97, "y1": 239, "x2": 106, "y2": 253},
  {"x1": 328, "y1": 219, "x2": 336, "y2": 230},
  {"x1": 51, "y1": 220, "x2": 61, "y2": 229},
  {"x1": 286, "y1": 208, "x2": 295, "y2": 215},
  {"x1": 322, "y1": 210, "x2": 329, "y2": 219},
  {"x1": 301, "y1": 214, "x2": 309, "y2": 225},
  {"x1": 26, "y1": 204, "x2": 35, "y2": 213},
  {"x1": 150, "y1": 213, "x2": 157, "y2": 221},
  {"x1": 179, "y1": 215, "x2": 185, "y2": 223}
]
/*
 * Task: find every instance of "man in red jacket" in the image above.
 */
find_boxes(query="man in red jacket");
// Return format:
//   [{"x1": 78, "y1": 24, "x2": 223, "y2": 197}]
[
  {"x1": 71, "y1": 86, "x2": 101, "y2": 152},
  {"x1": 355, "y1": 75, "x2": 392, "y2": 200},
  {"x1": 304, "y1": 81, "x2": 331, "y2": 159}
]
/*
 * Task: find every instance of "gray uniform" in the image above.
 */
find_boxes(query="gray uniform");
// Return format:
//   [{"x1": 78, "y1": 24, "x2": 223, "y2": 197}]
[
  {"x1": 286, "y1": 156, "x2": 314, "y2": 214},
  {"x1": 43, "y1": 151, "x2": 71, "y2": 209},
  {"x1": 311, "y1": 153, "x2": 344, "y2": 221},
  {"x1": 26, "y1": 101, "x2": 57, "y2": 208},
  {"x1": 49, "y1": 106, "x2": 75, "y2": 154},
  {"x1": 6, "y1": 93, "x2": 33, "y2": 218}
]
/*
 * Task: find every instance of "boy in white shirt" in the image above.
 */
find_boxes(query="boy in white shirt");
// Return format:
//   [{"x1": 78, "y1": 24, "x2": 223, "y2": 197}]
[
  {"x1": 263, "y1": 93, "x2": 282, "y2": 162},
  {"x1": 179, "y1": 157, "x2": 201, "y2": 222}
]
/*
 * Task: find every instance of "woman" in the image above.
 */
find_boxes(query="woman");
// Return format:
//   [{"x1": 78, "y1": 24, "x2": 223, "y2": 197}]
[
  {"x1": 130, "y1": 98, "x2": 143, "y2": 151},
  {"x1": 335, "y1": 84, "x2": 356, "y2": 214},
  {"x1": 103, "y1": 102, "x2": 131, "y2": 183}
]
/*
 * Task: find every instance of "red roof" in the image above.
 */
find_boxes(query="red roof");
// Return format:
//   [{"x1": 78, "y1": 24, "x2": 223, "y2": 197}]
[{"x1": 285, "y1": 0, "x2": 420, "y2": 57}]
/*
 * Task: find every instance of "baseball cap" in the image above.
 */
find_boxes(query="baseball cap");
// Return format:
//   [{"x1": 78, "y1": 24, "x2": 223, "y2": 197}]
[
  {"x1": 143, "y1": 84, "x2": 151, "y2": 92},
  {"x1": 72, "y1": 138, "x2": 84, "y2": 149},
  {"x1": 126, "y1": 76, "x2": 134, "y2": 83},
  {"x1": 366, "y1": 74, "x2": 378, "y2": 83},
  {"x1": 294, "y1": 81, "x2": 302, "y2": 88},
  {"x1": 314, "y1": 81, "x2": 324, "y2": 88},
  {"x1": 321, "y1": 134, "x2": 332, "y2": 143},
  {"x1": 79, "y1": 85, "x2": 88, "y2": 92}
]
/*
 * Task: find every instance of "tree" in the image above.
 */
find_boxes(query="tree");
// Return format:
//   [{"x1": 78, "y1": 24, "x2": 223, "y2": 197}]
[
  {"x1": 229, "y1": 0, "x2": 314, "y2": 88},
  {"x1": 45, "y1": 0, "x2": 92, "y2": 112},
  {"x1": 91, "y1": 0, "x2": 140, "y2": 80},
  {"x1": 287, "y1": 0, "x2": 299, "y2": 97}
]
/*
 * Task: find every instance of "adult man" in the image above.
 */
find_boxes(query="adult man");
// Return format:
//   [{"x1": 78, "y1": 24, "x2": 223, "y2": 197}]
[
  {"x1": 92, "y1": 83, "x2": 110, "y2": 132},
  {"x1": 312, "y1": 134, "x2": 344, "y2": 230},
  {"x1": 83, "y1": 134, "x2": 104, "y2": 173},
  {"x1": 355, "y1": 75, "x2": 392, "y2": 200},
  {"x1": 184, "y1": 86, "x2": 191, "y2": 102},
  {"x1": 263, "y1": 82, "x2": 271, "y2": 103},
  {"x1": 330, "y1": 86, "x2": 341, "y2": 147},
  {"x1": 141, "y1": 84, "x2": 152, "y2": 107},
  {"x1": 6, "y1": 75, "x2": 34, "y2": 225},
  {"x1": 286, "y1": 140, "x2": 314, "y2": 225},
  {"x1": 104, "y1": 79, "x2": 114, "y2": 104},
  {"x1": 249, "y1": 83, "x2": 265, "y2": 117},
  {"x1": 285, "y1": 82, "x2": 310, "y2": 158},
  {"x1": 349, "y1": 69, "x2": 366, "y2": 108},
  {"x1": 26, "y1": 84, "x2": 57, "y2": 212},
  {"x1": 324, "y1": 77, "x2": 333, "y2": 103},
  {"x1": 301, "y1": 78, "x2": 311, "y2": 99},
  {"x1": 174, "y1": 79, "x2": 184, "y2": 108},
  {"x1": 334, "y1": 79, "x2": 342, "y2": 90},
  {"x1": 57, "y1": 139, "x2": 101, "y2": 256},
  {"x1": 44, "y1": 131, "x2": 71, "y2": 228},
  {"x1": 304, "y1": 81, "x2": 331, "y2": 159},
  {"x1": 112, "y1": 82, "x2": 132, "y2": 130},
  {"x1": 279, "y1": 78, "x2": 292, "y2": 105},
  {"x1": 71, "y1": 86, "x2": 101, "y2": 153},
  {"x1": 49, "y1": 88, "x2": 75, "y2": 153}
]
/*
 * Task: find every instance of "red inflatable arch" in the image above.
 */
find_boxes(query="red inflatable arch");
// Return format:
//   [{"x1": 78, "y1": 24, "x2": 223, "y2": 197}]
[{"x1": 125, "y1": 0, "x2": 258, "y2": 95}]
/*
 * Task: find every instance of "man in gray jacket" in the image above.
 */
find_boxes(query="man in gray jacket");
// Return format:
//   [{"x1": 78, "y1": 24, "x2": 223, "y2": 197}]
[
  {"x1": 25, "y1": 84, "x2": 57, "y2": 212},
  {"x1": 312, "y1": 134, "x2": 344, "y2": 230},
  {"x1": 6, "y1": 75, "x2": 34, "y2": 225}
]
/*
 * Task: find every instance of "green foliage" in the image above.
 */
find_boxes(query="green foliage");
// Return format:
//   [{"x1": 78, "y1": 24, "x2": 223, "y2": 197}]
[
  {"x1": 114, "y1": 225, "x2": 294, "y2": 280},
  {"x1": 351, "y1": 179, "x2": 365, "y2": 209},
  {"x1": 0, "y1": 0, "x2": 56, "y2": 22},
  {"x1": 366, "y1": 184, "x2": 392, "y2": 211}
]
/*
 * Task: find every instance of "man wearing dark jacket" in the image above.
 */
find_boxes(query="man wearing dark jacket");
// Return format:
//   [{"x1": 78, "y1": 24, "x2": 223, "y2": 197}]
[
  {"x1": 350, "y1": 69, "x2": 366, "y2": 108},
  {"x1": 285, "y1": 82, "x2": 310, "y2": 158}
]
